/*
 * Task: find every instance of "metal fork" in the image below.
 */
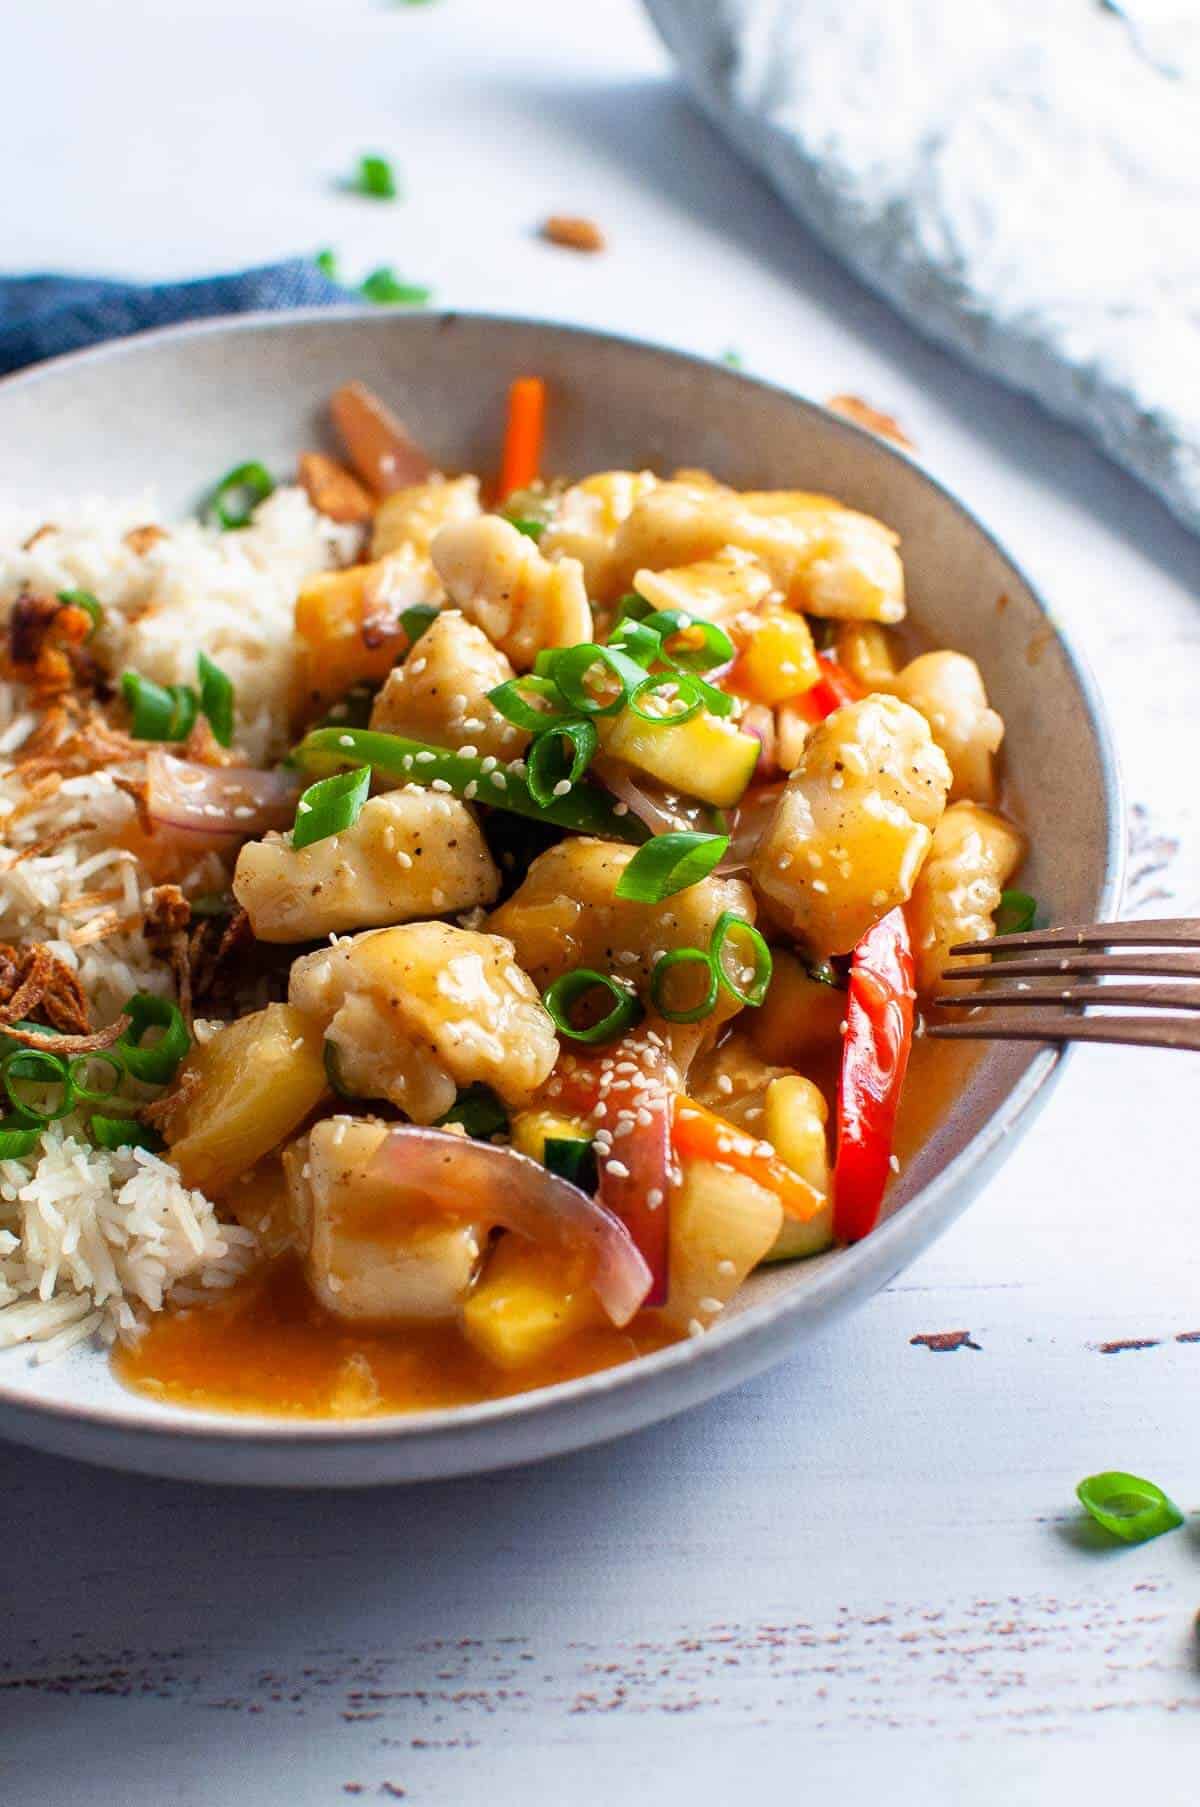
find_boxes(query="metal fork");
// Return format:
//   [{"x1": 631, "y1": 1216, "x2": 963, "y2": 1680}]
[{"x1": 927, "y1": 918, "x2": 1200, "y2": 1052}]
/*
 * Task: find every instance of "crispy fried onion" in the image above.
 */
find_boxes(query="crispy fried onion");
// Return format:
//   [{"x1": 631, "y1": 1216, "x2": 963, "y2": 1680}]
[
  {"x1": 0, "y1": 941, "x2": 121, "y2": 1046},
  {"x1": 0, "y1": 1015, "x2": 131, "y2": 1055}
]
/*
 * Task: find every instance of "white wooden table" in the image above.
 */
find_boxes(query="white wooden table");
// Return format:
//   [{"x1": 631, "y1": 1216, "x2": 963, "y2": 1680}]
[{"x1": 3, "y1": 4, "x2": 1199, "y2": 1801}]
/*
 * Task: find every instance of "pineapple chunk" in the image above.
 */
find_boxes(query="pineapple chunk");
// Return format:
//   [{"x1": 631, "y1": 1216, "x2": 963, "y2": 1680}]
[
  {"x1": 461, "y1": 1235, "x2": 606, "y2": 1370},
  {"x1": 293, "y1": 548, "x2": 440, "y2": 716},
  {"x1": 731, "y1": 608, "x2": 821, "y2": 705},
  {"x1": 762, "y1": 1076, "x2": 834, "y2": 1261},
  {"x1": 659, "y1": 1157, "x2": 783, "y2": 1334},
  {"x1": 165, "y1": 1004, "x2": 328, "y2": 1195},
  {"x1": 602, "y1": 705, "x2": 760, "y2": 808},
  {"x1": 746, "y1": 949, "x2": 846, "y2": 1065}
]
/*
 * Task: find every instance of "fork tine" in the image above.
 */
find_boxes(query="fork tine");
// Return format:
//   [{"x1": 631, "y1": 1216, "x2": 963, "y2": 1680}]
[
  {"x1": 949, "y1": 916, "x2": 1200, "y2": 957},
  {"x1": 928, "y1": 1015, "x2": 1200, "y2": 1052},
  {"x1": 933, "y1": 982, "x2": 1200, "y2": 1012},
  {"x1": 938, "y1": 950, "x2": 1200, "y2": 981}
]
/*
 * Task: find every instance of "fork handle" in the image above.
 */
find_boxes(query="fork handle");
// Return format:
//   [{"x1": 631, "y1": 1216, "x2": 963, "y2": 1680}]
[{"x1": 928, "y1": 1017, "x2": 1200, "y2": 1052}]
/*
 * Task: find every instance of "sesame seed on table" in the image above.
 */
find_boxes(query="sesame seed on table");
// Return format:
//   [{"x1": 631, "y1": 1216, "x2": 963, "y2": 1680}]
[{"x1": 3, "y1": 0, "x2": 1200, "y2": 1802}]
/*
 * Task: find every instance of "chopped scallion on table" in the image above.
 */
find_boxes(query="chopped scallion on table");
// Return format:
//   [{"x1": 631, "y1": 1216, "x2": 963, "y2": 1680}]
[
  {"x1": 355, "y1": 154, "x2": 399, "y2": 200},
  {"x1": 361, "y1": 268, "x2": 431, "y2": 307},
  {"x1": 1075, "y1": 1472, "x2": 1184, "y2": 1545}
]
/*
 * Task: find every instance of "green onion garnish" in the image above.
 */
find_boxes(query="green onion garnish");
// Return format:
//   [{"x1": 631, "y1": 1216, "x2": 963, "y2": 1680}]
[
  {"x1": 57, "y1": 588, "x2": 102, "y2": 637},
  {"x1": 628, "y1": 671, "x2": 705, "y2": 726},
  {"x1": 292, "y1": 765, "x2": 371, "y2": 851},
  {"x1": 547, "y1": 643, "x2": 650, "y2": 719},
  {"x1": 638, "y1": 610, "x2": 735, "y2": 674},
  {"x1": 542, "y1": 969, "x2": 644, "y2": 1044},
  {"x1": 121, "y1": 672, "x2": 196, "y2": 742},
  {"x1": 401, "y1": 602, "x2": 441, "y2": 647},
  {"x1": 0, "y1": 1116, "x2": 42, "y2": 1160},
  {"x1": 361, "y1": 268, "x2": 431, "y2": 307},
  {"x1": 649, "y1": 946, "x2": 720, "y2": 1023},
  {"x1": 606, "y1": 618, "x2": 662, "y2": 669},
  {"x1": 721, "y1": 348, "x2": 743, "y2": 368},
  {"x1": 995, "y1": 890, "x2": 1038, "y2": 936},
  {"x1": 206, "y1": 460, "x2": 275, "y2": 531},
  {"x1": 116, "y1": 994, "x2": 190, "y2": 1087},
  {"x1": 67, "y1": 1052, "x2": 125, "y2": 1104},
  {"x1": 1075, "y1": 1472, "x2": 1184, "y2": 1545},
  {"x1": 292, "y1": 727, "x2": 646, "y2": 844},
  {"x1": 1, "y1": 1048, "x2": 75, "y2": 1124},
  {"x1": 526, "y1": 720, "x2": 598, "y2": 810},
  {"x1": 711, "y1": 912, "x2": 773, "y2": 1007},
  {"x1": 355, "y1": 154, "x2": 399, "y2": 199},
  {"x1": 315, "y1": 247, "x2": 340, "y2": 281},
  {"x1": 436, "y1": 1084, "x2": 509, "y2": 1140},
  {"x1": 488, "y1": 674, "x2": 571, "y2": 733},
  {"x1": 509, "y1": 518, "x2": 546, "y2": 542},
  {"x1": 543, "y1": 1136, "x2": 599, "y2": 1193},
  {"x1": 807, "y1": 958, "x2": 844, "y2": 990},
  {"x1": 614, "y1": 831, "x2": 730, "y2": 904},
  {"x1": 90, "y1": 1115, "x2": 164, "y2": 1153},
  {"x1": 500, "y1": 487, "x2": 557, "y2": 533},
  {"x1": 197, "y1": 652, "x2": 235, "y2": 747}
]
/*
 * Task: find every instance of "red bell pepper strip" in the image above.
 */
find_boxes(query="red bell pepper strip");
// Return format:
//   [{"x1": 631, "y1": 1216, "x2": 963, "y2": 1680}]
[
  {"x1": 791, "y1": 653, "x2": 864, "y2": 724},
  {"x1": 833, "y1": 907, "x2": 916, "y2": 1242},
  {"x1": 551, "y1": 1035, "x2": 673, "y2": 1305}
]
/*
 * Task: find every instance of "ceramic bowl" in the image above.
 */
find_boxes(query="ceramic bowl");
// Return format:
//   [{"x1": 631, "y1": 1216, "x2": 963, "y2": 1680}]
[{"x1": 0, "y1": 311, "x2": 1122, "y2": 1485}]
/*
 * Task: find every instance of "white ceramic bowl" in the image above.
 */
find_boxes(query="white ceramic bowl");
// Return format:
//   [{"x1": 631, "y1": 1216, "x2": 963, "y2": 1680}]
[{"x1": 0, "y1": 311, "x2": 1122, "y2": 1485}]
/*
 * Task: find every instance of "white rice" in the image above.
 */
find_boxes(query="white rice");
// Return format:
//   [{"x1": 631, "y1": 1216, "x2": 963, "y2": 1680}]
[{"x1": 0, "y1": 487, "x2": 349, "y2": 1356}]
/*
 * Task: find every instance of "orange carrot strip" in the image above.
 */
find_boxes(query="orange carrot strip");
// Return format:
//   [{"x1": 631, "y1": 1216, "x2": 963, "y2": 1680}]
[
  {"x1": 498, "y1": 377, "x2": 546, "y2": 501},
  {"x1": 672, "y1": 1098, "x2": 826, "y2": 1223}
]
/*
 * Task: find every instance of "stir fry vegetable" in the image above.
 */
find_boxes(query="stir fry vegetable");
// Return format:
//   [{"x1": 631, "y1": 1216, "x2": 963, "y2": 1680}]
[{"x1": 833, "y1": 909, "x2": 916, "y2": 1243}]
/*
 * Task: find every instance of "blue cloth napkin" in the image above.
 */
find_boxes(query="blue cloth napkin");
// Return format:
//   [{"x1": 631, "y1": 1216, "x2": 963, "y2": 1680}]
[{"x1": 0, "y1": 258, "x2": 345, "y2": 379}]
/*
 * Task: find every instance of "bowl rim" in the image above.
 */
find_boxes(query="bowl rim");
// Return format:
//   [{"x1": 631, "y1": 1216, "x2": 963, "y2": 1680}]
[{"x1": 0, "y1": 305, "x2": 1125, "y2": 1451}]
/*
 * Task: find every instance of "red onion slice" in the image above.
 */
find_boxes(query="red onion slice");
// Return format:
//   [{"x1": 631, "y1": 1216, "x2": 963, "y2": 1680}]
[
  {"x1": 145, "y1": 751, "x2": 302, "y2": 843},
  {"x1": 367, "y1": 1126, "x2": 653, "y2": 1327},
  {"x1": 594, "y1": 758, "x2": 712, "y2": 837},
  {"x1": 717, "y1": 781, "x2": 785, "y2": 873}
]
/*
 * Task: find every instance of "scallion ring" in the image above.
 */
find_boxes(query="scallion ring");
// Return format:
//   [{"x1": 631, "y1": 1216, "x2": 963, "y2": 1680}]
[
  {"x1": 0, "y1": 1117, "x2": 42, "y2": 1159},
  {"x1": 488, "y1": 674, "x2": 572, "y2": 733},
  {"x1": 57, "y1": 588, "x2": 103, "y2": 637},
  {"x1": 90, "y1": 1115, "x2": 164, "y2": 1154},
  {"x1": 116, "y1": 994, "x2": 191, "y2": 1086},
  {"x1": 196, "y1": 652, "x2": 235, "y2": 746},
  {"x1": 628, "y1": 671, "x2": 705, "y2": 727},
  {"x1": 68, "y1": 1051, "x2": 125, "y2": 1104},
  {"x1": 1, "y1": 1048, "x2": 75, "y2": 1124},
  {"x1": 292, "y1": 764, "x2": 371, "y2": 851},
  {"x1": 401, "y1": 603, "x2": 440, "y2": 647},
  {"x1": 121, "y1": 672, "x2": 198, "y2": 742},
  {"x1": 526, "y1": 719, "x2": 599, "y2": 810},
  {"x1": 542, "y1": 969, "x2": 644, "y2": 1044},
  {"x1": 546, "y1": 643, "x2": 649, "y2": 718},
  {"x1": 207, "y1": 460, "x2": 275, "y2": 531},
  {"x1": 649, "y1": 947, "x2": 720, "y2": 1023},
  {"x1": 639, "y1": 609, "x2": 734, "y2": 673},
  {"x1": 1075, "y1": 1472, "x2": 1184, "y2": 1545},
  {"x1": 710, "y1": 912, "x2": 773, "y2": 1007},
  {"x1": 606, "y1": 618, "x2": 662, "y2": 669},
  {"x1": 614, "y1": 831, "x2": 730, "y2": 904}
]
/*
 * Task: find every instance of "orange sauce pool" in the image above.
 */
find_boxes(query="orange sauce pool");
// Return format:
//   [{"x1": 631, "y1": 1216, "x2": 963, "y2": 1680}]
[{"x1": 114, "y1": 1037, "x2": 982, "y2": 1419}]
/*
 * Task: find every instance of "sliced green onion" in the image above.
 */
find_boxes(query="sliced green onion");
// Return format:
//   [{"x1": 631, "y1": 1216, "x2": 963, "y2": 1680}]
[
  {"x1": 0, "y1": 1116, "x2": 42, "y2": 1159},
  {"x1": 361, "y1": 268, "x2": 431, "y2": 307},
  {"x1": 314, "y1": 247, "x2": 340, "y2": 281},
  {"x1": 121, "y1": 672, "x2": 197, "y2": 742},
  {"x1": 611, "y1": 593, "x2": 652, "y2": 627},
  {"x1": 639, "y1": 610, "x2": 734, "y2": 673},
  {"x1": 206, "y1": 461, "x2": 275, "y2": 531},
  {"x1": 196, "y1": 652, "x2": 235, "y2": 747},
  {"x1": 509, "y1": 518, "x2": 546, "y2": 542},
  {"x1": 526, "y1": 720, "x2": 598, "y2": 809},
  {"x1": 323, "y1": 1039, "x2": 356, "y2": 1098},
  {"x1": 615, "y1": 831, "x2": 730, "y2": 904},
  {"x1": 542, "y1": 969, "x2": 644, "y2": 1044},
  {"x1": 547, "y1": 643, "x2": 649, "y2": 718},
  {"x1": 649, "y1": 947, "x2": 720, "y2": 1023},
  {"x1": 629, "y1": 671, "x2": 705, "y2": 726},
  {"x1": 116, "y1": 994, "x2": 190, "y2": 1086},
  {"x1": 807, "y1": 958, "x2": 844, "y2": 990},
  {"x1": 995, "y1": 890, "x2": 1038, "y2": 937},
  {"x1": 90, "y1": 1115, "x2": 163, "y2": 1153},
  {"x1": 606, "y1": 618, "x2": 662, "y2": 669},
  {"x1": 57, "y1": 588, "x2": 102, "y2": 637},
  {"x1": 437, "y1": 1084, "x2": 509, "y2": 1140},
  {"x1": 355, "y1": 154, "x2": 398, "y2": 200},
  {"x1": 543, "y1": 1136, "x2": 599, "y2": 1194},
  {"x1": 488, "y1": 675, "x2": 572, "y2": 733},
  {"x1": 68, "y1": 1052, "x2": 124, "y2": 1104},
  {"x1": 721, "y1": 348, "x2": 743, "y2": 369},
  {"x1": 1, "y1": 1048, "x2": 75, "y2": 1124},
  {"x1": 500, "y1": 486, "x2": 557, "y2": 532},
  {"x1": 710, "y1": 912, "x2": 773, "y2": 1007},
  {"x1": 1076, "y1": 1472, "x2": 1184, "y2": 1545},
  {"x1": 401, "y1": 602, "x2": 441, "y2": 647},
  {"x1": 292, "y1": 727, "x2": 647, "y2": 844},
  {"x1": 292, "y1": 764, "x2": 371, "y2": 851}
]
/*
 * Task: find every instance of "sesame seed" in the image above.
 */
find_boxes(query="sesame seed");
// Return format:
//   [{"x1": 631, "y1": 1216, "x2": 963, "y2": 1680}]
[
  {"x1": 458, "y1": 744, "x2": 479, "y2": 759},
  {"x1": 480, "y1": 756, "x2": 498, "y2": 774},
  {"x1": 464, "y1": 780, "x2": 478, "y2": 800},
  {"x1": 491, "y1": 772, "x2": 508, "y2": 790},
  {"x1": 646, "y1": 1187, "x2": 664, "y2": 1209},
  {"x1": 716, "y1": 1258, "x2": 736, "y2": 1277},
  {"x1": 889, "y1": 1154, "x2": 900, "y2": 1174},
  {"x1": 297, "y1": 799, "x2": 313, "y2": 814},
  {"x1": 605, "y1": 1159, "x2": 630, "y2": 1179},
  {"x1": 337, "y1": 734, "x2": 354, "y2": 748},
  {"x1": 687, "y1": 1318, "x2": 705, "y2": 1338},
  {"x1": 552, "y1": 779, "x2": 572, "y2": 797},
  {"x1": 698, "y1": 1297, "x2": 724, "y2": 1314},
  {"x1": 613, "y1": 801, "x2": 629, "y2": 816},
  {"x1": 415, "y1": 750, "x2": 437, "y2": 764},
  {"x1": 716, "y1": 1074, "x2": 734, "y2": 1096},
  {"x1": 430, "y1": 778, "x2": 452, "y2": 793}
]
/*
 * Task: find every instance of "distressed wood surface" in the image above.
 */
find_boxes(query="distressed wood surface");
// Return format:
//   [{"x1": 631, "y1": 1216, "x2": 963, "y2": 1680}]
[{"x1": 3, "y1": 2, "x2": 1200, "y2": 1801}]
